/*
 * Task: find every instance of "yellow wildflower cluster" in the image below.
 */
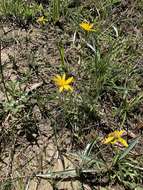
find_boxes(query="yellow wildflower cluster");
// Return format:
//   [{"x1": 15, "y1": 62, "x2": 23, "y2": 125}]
[
  {"x1": 80, "y1": 22, "x2": 95, "y2": 32},
  {"x1": 53, "y1": 73, "x2": 74, "y2": 93},
  {"x1": 53, "y1": 22, "x2": 95, "y2": 92},
  {"x1": 52, "y1": 22, "x2": 130, "y2": 149},
  {"x1": 103, "y1": 130, "x2": 128, "y2": 147},
  {"x1": 36, "y1": 16, "x2": 48, "y2": 25}
]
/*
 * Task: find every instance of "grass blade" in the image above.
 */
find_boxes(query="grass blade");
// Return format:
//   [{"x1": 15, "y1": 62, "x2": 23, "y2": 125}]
[{"x1": 118, "y1": 136, "x2": 140, "y2": 161}]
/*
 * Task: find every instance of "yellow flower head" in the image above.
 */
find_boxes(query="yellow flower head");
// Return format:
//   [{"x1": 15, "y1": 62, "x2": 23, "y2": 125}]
[
  {"x1": 53, "y1": 73, "x2": 74, "y2": 93},
  {"x1": 80, "y1": 22, "x2": 95, "y2": 32},
  {"x1": 36, "y1": 16, "x2": 47, "y2": 25},
  {"x1": 103, "y1": 130, "x2": 128, "y2": 147}
]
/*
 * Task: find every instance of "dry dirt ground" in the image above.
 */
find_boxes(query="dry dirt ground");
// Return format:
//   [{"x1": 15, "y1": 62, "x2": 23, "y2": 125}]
[{"x1": 0, "y1": 25, "x2": 93, "y2": 190}]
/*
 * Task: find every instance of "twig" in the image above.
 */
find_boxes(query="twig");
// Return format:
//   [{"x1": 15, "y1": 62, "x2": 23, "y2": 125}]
[
  {"x1": 6, "y1": 137, "x2": 17, "y2": 178},
  {"x1": 0, "y1": 40, "x2": 10, "y2": 101},
  {"x1": 124, "y1": 163, "x2": 143, "y2": 171},
  {"x1": 35, "y1": 169, "x2": 98, "y2": 180},
  {"x1": 25, "y1": 176, "x2": 31, "y2": 190},
  {"x1": 0, "y1": 169, "x2": 98, "y2": 182}
]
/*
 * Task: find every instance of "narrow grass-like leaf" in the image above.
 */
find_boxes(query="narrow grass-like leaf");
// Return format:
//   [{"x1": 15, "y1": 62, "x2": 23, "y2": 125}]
[
  {"x1": 118, "y1": 136, "x2": 140, "y2": 161},
  {"x1": 83, "y1": 137, "x2": 99, "y2": 156}
]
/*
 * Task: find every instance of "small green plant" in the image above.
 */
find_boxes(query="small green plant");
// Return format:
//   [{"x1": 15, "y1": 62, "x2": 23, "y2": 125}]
[
  {"x1": 0, "y1": 179, "x2": 14, "y2": 190},
  {"x1": 2, "y1": 80, "x2": 28, "y2": 114}
]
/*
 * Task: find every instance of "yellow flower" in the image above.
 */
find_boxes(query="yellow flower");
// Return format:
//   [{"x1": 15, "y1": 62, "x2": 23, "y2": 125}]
[
  {"x1": 53, "y1": 73, "x2": 74, "y2": 93},
  {"x1": 80, "y1": 22, "x2": 95, "y2": 32},
  {"x1": 36, "y1": 16, "x2": 47, "y2": 25},
  {"x1": 103, "y1": 130, "x2": 128, "y2": 147}
]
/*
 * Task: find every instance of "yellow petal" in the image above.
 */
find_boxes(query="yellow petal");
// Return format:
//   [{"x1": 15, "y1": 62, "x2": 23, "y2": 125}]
[
  {"x1": 80, "y1": 23, "x2": 89, "y2": 29},
  {"x1": 89, "y1": 24, "x2": 94, "y2": 29},
  {"x1": 53, "y1": 75, "x2": 61, "y2": 82},
  {"x1": 80, "y1": 23, "x2": 86, "y2": 27},
  {"x1": 110, "y1": 139, "x2": 118, "y2": 145},
  {"x1": 64, "y1": 85, "x2": 73, "y2": 91},
  {"x1": 118, "y1": 137, "x2": 128, "y2": 147},
  {"x1": 108, "y1": 131, "x2": 115, "y2": 138},
  {"x1": 59, "y1": 86, "x2": 64, "y2": 92},
  {"x1": 65, "y1": 77, "x2": 74, "y2": 85},
  {"x1": 103, "y1": 136, "x2": 114, "y2": 144},
  {"x1": 118, "y1": 130, "x2": 126, "y2": 136},
  {"x1": 37, "y1": 16, "x2": 44, "y2": 22},
  {"x1": 111, "y1": 130, "x2": 122, "y2": 138},
  {"x1": 62, "y1": 73, "x2": 66, "y2": 80},
  {"x1": 80, "y1": 22, "x2": 94, "y2": 31}
]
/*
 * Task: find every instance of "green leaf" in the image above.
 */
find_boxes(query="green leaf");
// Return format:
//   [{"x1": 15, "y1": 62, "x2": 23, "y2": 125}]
[
  {"x1": 135, "y1": 186, "x2": 143, "y2": 190},
  {"x1": 118, "y1": 136, "x2": 140, "y2": 161},
  {"x1": 83, "y1": 137, "x2": 98, "y2": 156},
  {"x1": 100, "y1": 187, "x2": 108, "y2": 190},
  {"x1": 111, "y1": 0, "x2": 121, "y2": 4}
]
